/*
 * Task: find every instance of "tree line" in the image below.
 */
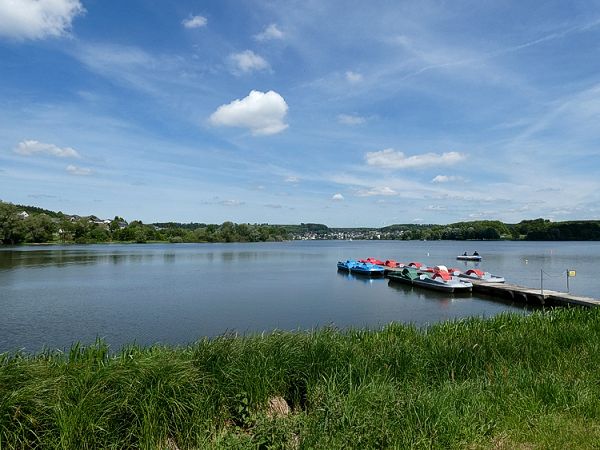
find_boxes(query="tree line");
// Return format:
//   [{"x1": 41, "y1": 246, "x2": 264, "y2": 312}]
[
  {"x1": 2, "y1": 201, "x2": 600, "y2": 245},
  {"x1": 0, "y1": 202, "x2": 287, "y2": 245}
]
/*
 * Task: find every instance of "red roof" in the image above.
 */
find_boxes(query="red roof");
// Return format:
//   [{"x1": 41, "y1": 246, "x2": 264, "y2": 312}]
[
  {"x1": 433, "y1": 271, "x2": 451, "y2": 281},
  {"x1": 466, "y1": 269, "x2": 485, "y2": 277}
]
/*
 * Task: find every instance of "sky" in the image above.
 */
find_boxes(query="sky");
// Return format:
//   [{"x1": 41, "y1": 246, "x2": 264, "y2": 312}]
[{"x1": 1, "y1": 0, "x2": 600, "y2": 227}]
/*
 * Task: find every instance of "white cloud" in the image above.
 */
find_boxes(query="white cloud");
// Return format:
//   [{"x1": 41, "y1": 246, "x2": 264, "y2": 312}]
[
  {"x1": 66, "y1": 164, "x2": 91, "y2": 175},
  {"x1": 332, "y1": 193, "x2": 344, "y2": 201},
  {"x1": 209, "y1": 90, "x2": 289, "y2": 136},
  {"x1": 365, "y1": 148, "x2": 466, "y2": 169},
  {"x1": 356, "y1": 186, "x2": 397, "y2": 197},
  {"x1": 426, "y1": 205, "x2": 447, "y2": 211},
  {"x1": 346, "y1": 71, "x2": 363, "y2": 83},
  {"x1": 182, "y1": 15, "x2": 207, "y2": 29},
  {"x1": 285, "y1": 176, "x2": 300, "y2": 183},
  {"x1": 337, "y1": 114, "x2": 366, "y2": 125},
  {"x1": 0, "y1": 0, "x2": 84, "y2": 40},
  {"x1": 255, "y1": 24, "x2": 284, "y2": 41},
  {"x1": 218, "y1": 199, "x2": 244, "y2": 206},
  {"x1": 14, "y1": 140, "x2": 80, "y2": 158},
  {"x1": 431, "y1": 175, "x2": 465, "y2": 183},
  {"x1": 229, "y1": 50, "x2": 270, "y2": 74},
  {"x1": 72, "y1": 43, "x2": 183, "y2": 97}
]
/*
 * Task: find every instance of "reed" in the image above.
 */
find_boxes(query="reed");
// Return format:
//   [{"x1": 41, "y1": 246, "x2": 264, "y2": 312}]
[{"x1": 2, "y1": 308, "x2": 600, "y2": 448}]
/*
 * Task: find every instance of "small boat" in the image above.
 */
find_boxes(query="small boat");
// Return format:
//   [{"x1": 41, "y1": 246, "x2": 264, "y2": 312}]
[
  {"x1": 456, "y1": 254, "x2": 482, "y2": 261},
  {"x1": 337, "y1": 259, "x2": 358, "y2": 272},
  {"x1": 415, "y1": 267, "x2": 473, "y2": 292},
  {"x1": 351, "y1": 262, "x2": 385, "y2": 276},
  {"x1": 337, "y1": 260, "x2": 385, "y2": 277},
  {"x1": 388, "y1": 267, "x2": 420, "y2": 285},
  {"x1": 458, "y1": 269, "x2": 505, "y2": 283},
  {"x1": 359, "y1": 257, "x2": 385, "y2": 266},
  {"x1": 408, "y1": 262, "x2": 436, "y2": 272},
  {"x1": 390, "y1": 265, "x2": 472, "y2": 292},
  {"x1": 384, "y1": 259, "x2": 405, "y2": 268}
]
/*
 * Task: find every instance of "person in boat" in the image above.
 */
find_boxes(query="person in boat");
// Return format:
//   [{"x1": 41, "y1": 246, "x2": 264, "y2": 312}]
[
  {"x1": 463, "y1": 252, "x2": 467, "y2": 256},
  {"x1": 473, "y1": 251, "x2": 479, "y2": 256}
]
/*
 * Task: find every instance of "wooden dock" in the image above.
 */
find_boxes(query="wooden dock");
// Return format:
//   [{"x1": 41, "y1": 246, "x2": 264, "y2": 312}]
[
  {"x1": 382, "y1": 268, "x2": 600, "y2": 307},
  {"x1": 469, "y1": 280, "x2": 600, "y2": 307}
]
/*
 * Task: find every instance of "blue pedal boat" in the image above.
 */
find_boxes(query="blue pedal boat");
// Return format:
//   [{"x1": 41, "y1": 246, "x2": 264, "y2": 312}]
[{"x1": 337, "y1": 260, "x2": 385, "y2": 277}]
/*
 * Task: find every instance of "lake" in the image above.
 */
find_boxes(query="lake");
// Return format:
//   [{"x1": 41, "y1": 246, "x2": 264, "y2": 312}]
[{"x1": 1, "y1": 240, "x2": 598, "y2": 353}]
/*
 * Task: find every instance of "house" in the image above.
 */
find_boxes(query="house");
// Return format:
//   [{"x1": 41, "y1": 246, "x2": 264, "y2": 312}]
[{"x1": 17, "y1": 211, "x2": 29, "y2": 219}]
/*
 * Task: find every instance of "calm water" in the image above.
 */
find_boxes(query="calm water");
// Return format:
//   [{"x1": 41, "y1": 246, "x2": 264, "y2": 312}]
[{"x1": 1, "y1": 240, "x2": 598, "y2": 353}]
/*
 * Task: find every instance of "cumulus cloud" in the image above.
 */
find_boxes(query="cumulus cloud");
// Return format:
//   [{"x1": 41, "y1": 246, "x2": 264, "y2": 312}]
[
  {"x1": 182, "y1": 15, "x2": 207, "y2": 29},
  {"x1": 431, "y1": 175, "x2": 465, "y2": 183},
  {"x1": 66, "y1": 164, "x2": 91, "y2": 175},
  {"x1": 365, "y1": 148, "x2": 466, "y2": 169},
  {"x1": 229, "y1": 50, "x2": 270, "y2": 73},
  {"x1": 332, "y1": 193, "x2": 344, "y2": 201},
  {"x1": 14, "y1": 140, "x2": 80, "y2": 158},
  {"x1": 209, "y1": 90, "x2": 289, "y2": 135},
  {"x1": 254, "y1": 24, "x2": 284, "y2": 41},
  {"x1": 0, "y1": 0, "x2": 84, "y2": 40},
  {"x1": 345, "y1": 71, "x2": 363, "y2": 83},
  {"x1": 356, "y1": 186, "x2": 397, "y2": 197},
  {"x1": 337, "y1": 114, "x2": 366, "y2": 125}
]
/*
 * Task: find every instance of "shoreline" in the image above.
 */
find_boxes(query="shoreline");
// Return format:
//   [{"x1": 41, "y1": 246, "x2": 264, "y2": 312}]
[
  {"x1": 2, "y1": 308, "x2": 600, "y2": 448},
  {"x1": 4, "y1": 237, "x2": 600, "y2": 247}
]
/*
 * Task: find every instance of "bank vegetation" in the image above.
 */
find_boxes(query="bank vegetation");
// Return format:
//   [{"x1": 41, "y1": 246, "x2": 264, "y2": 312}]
[
  {"x1": 1, "y1": 308, "x2": 600, "y2": 448},
  {"x1": 2, "y1": 200, "x2": 600, "y2": 245}
]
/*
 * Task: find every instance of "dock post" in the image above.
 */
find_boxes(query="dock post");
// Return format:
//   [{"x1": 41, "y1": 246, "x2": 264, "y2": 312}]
[{"x1": 541, "y1": 269, "x2": 544, "y2": 296}]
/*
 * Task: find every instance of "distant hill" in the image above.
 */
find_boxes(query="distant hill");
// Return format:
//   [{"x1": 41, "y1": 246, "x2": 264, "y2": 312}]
[
  {"x1": 2, "y1": 200, "x2": 600, "y2": 242},
  {"x1": 10, "y1": 203, "x2": 65, "y2": 219}
]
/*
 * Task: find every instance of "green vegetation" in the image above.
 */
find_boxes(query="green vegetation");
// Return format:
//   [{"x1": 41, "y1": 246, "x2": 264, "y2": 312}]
[
  {"x1": 380, "y1": 220, "x2": 514, "y2": 240},
  {"x1": 0, "y1": 202, "x2": 287, "y2": 245},
  {"x1": 2, "y1": 308, "x2": 600, "y2": 448},
  {"x1": 513, "y1": 219, "x2": 600, "y2": 241},
  {"x1": 2, "y1": 200, "x2": 600, "y2": 244}
]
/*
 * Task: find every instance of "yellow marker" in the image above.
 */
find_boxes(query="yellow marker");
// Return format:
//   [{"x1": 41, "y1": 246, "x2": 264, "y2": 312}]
[{"x1": 568, "y1": 270, "x2": 576, "y2": 277}]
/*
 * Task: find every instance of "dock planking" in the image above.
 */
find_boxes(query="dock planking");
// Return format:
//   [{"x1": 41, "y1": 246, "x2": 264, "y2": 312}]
[
  {"x1": 381, "y1": 267, "x2": 600, "y2": 307},
  {"x1": 468, "y1": 279, "x2": 600, "y2": 307}
]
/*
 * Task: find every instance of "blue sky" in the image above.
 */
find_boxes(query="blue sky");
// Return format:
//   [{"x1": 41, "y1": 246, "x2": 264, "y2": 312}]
[{"x1": 1, "y1": 0, "x2": 600, "y2": 226}]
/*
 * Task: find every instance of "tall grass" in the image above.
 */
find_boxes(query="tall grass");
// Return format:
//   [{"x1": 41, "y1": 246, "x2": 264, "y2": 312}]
[{"x1": 2, "y1": 308, "x2": 600, "y2": 448}]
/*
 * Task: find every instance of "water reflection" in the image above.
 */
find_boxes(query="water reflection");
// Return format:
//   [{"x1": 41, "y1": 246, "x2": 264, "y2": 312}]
[
  {"x1": 336, "y1": 270, "x2": 387, "y2": 285},
  {"x1": 0, "y1": 245, "x2": 338, "y2": 271},
  {"x1": 110, "y1": 254, "x2": 128, "y2": 265},
  {"x1": 387, "y1": 279, "x2": 469, "y2": 306},
  {"x1": 0, "y1": 249, "x2": 162, "y2": 269},
  {"x1": 457, "y1": 260, "x2": 481, "y2": 269},
  {"x1": 0, "y1": 241, "x2": 592, "y2": 353}
]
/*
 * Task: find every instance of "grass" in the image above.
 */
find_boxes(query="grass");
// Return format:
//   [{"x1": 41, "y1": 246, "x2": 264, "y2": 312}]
[{"x1": 2, "y1": 308, "x2": 600, "y2": 448}]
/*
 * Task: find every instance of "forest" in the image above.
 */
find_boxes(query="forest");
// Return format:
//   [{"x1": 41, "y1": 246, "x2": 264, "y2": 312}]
[
  {"x1": 0, "y1": 202, "x2": 287, "y2": 245},
  {"x1": 1, "y1": 201, "x2": 599, "y2": 245}
]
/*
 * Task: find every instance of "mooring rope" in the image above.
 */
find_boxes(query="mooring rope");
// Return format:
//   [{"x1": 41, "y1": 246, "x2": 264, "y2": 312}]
[{"x1": 541, "y1": 269, "x2": 567, "y2": 278}]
